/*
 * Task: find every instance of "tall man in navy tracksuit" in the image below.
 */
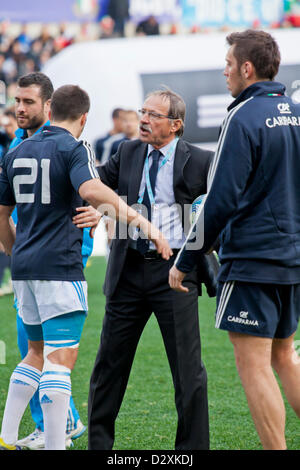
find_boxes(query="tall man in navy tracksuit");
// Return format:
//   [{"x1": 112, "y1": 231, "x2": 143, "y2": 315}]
[{"x1": 169, "y1": 30, "x2": 300, "y2": 450}]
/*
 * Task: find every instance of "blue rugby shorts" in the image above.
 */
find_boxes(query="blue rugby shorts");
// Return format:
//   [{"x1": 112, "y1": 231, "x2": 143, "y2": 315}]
[{"x1": 215, "y1": 281, "x2": 300, "y2": 338}]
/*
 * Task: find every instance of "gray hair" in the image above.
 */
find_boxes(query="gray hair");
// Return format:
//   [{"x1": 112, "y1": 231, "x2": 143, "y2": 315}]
[{"x1": 146, "y1": 87, "x2": 186, "y2": 137}]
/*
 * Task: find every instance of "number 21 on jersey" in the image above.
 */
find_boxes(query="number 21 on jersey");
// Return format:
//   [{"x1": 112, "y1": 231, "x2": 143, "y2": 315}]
[{"x1": 13, "y1": 158, "x2": 51, "y2": 204}]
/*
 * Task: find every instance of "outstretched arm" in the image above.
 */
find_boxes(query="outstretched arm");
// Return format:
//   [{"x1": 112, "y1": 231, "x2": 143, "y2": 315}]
[{"x1": 78, "y1": 178, "x2": 173, "y2": 260}]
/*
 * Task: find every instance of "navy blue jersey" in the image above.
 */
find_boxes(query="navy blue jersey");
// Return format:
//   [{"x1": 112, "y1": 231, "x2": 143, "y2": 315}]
[
  {"x1": 175, "y1": 81, "x2": 300, "y2": 284},
  {"x1": 0, "y1": 126, "x2": 98, "y2": 281}
]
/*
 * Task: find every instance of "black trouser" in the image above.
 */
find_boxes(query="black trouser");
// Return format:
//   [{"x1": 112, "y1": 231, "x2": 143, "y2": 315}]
[{"x1": 88, "y1": 249, "x2": 209, "y2": 450}]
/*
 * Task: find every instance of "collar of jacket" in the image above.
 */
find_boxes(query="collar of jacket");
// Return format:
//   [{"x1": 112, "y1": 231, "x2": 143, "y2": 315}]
[{"x1": 227, "y1": 81, "x2": 286, "y2": 112}]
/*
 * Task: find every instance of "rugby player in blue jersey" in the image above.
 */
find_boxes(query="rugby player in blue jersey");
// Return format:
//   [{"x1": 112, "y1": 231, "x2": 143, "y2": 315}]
[
  {"x1": 0, "y1": 83, "x2": 172, "y2": 450},
  {"x1": 169, "y1": 30, "x2": 300, "y2": 450},
  {"x1": 4, "y1": 72, "x2": 100, "y2": 449}
]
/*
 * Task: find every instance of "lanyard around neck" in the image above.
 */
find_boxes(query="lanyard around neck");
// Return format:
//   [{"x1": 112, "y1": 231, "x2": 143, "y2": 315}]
[{"x1": 137, "y1": 137, "x2": 179, "y2": 206}]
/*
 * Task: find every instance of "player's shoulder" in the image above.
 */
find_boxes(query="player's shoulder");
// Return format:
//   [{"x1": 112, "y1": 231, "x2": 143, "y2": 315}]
[
  {"x1": 78, "y1": 139, "x2": 96, "y2": 160},
  {"x1": 224, "y1": 96, "x2": 262, "y2": 136},
  {"x1": 229, "y1": 94, "x2": 256, "y2": 120},
  {"x1": 42, "y1": 128, "x2": 84, "y2": 156},
  {"x1": 5, "y1": 144, "x2": 19, "y2": 158},
  {"x1": 4, "y1": 139, "x2": 24, "y2": 163},
  {"x1": 81, "y1": 139, "x2": 95, "y2": 151},
  {"x1": 64, "y1": 139, "x2": 97, "y2": 170}
]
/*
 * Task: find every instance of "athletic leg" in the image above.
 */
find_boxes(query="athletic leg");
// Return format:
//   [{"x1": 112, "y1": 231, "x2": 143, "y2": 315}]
[
  {"x1": 16, "y1": 313, "x2": 44, "y2": 432},
  {"x1": 229, "y1": 332, "x2": 286, "y2": 450},
  {"x1": 40, "y1": 311, "x2": 86, "y2": 450},
  {"x1": 40, "y1": 350, "x2": 75, "y2": 450},
  {"x1": 271, "y1": 333, "x2": 300, "y2": 418},
  {"x1": 0, "y1": 338, "x2": 43, "y2": 447},
  {"x1": 0, "y1": 281, "x2": 44, "y2": 448}
]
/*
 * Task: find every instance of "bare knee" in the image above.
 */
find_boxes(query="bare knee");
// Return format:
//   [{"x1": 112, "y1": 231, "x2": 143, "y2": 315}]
[
  {"x1": 271, "y1": 338, "x2": 296, "y2": 372},
  {"x1": 228, "y1": 332, "x2": 273, "y2": 375},
  {"x1": 23, "y1": 340, "x2": 44, "y2": 371},
  {"x1": 48, "y1": 347, "x2": 78, "y2": 370}
]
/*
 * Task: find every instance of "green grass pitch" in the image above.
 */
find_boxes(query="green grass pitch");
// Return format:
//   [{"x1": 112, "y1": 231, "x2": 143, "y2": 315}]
[{"x1": 0, "y1": 256, "x2": 299, "y2": 450}]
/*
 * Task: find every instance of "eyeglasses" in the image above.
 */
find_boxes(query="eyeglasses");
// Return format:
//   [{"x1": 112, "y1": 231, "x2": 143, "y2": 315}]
[{"x1": 138, "y1": 109, "x2": 177, "y2": 121}]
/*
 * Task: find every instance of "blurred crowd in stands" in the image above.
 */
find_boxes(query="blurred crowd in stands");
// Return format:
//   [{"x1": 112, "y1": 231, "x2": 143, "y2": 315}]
[
  {"x1": 0, "y1": 0, "x2": 299, "y2": 88},
  {"x1": 0, "y1": 0, "x2": 299, "y2": 159}
]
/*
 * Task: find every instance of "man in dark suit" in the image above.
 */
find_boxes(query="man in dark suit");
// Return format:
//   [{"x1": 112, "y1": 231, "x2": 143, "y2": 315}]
[{"x1": 86, "y1": 88, "x2": 213, "y2": 450}]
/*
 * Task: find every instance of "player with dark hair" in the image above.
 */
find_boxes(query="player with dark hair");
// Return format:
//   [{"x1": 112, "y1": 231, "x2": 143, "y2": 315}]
[
  {"x1": 0, "y1": 84, "x2": 171, "y2": 450},
  {"x1": 5, "y1": 73, "x2": 96, "y2": 449},
  {"x1": 170, "y1": 29, "x2": 300, "y2": 450}
]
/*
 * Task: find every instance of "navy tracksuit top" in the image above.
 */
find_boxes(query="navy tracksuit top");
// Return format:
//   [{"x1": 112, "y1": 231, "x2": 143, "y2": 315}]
[{"x1": 176, "y1": 81, "x2": 300, "y2": 284}]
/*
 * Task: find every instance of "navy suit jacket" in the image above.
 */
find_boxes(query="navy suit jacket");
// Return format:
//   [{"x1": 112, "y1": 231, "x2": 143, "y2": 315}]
[{"x1": 97, "y1": 138, "x2": 215, "y2": 297}]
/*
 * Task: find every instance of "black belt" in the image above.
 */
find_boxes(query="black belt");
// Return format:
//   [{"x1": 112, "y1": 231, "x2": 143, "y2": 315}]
[{"x1": 128, "y1": 247, "x2": 179, "y2": 260}]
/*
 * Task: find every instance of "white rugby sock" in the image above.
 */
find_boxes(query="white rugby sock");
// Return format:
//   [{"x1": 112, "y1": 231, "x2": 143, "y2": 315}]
[
  {"x1": 1, "y1": 363, "x2": 41, "y2": 445},
  {"x1": 41, "y1": 391, "x2": 70, "y2": 450},
  {"x1": 39, "y1": 359, "x2": 71, "y2": 450}
]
